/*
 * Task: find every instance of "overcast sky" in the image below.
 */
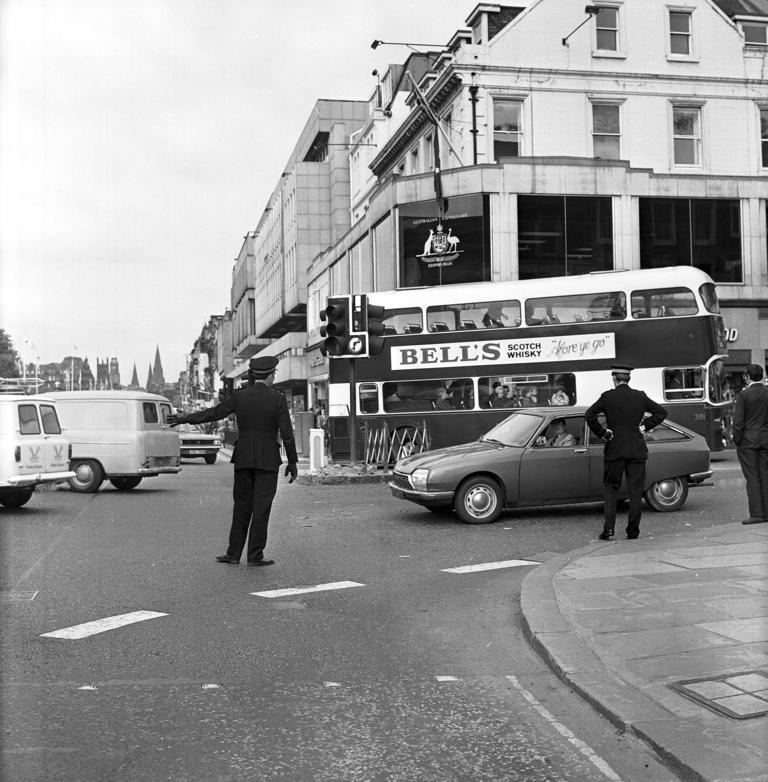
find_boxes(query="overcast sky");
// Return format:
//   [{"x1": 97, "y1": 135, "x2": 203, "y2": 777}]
[{"x1": 0, "y1": 0, "x2": 475, "y2": 383}]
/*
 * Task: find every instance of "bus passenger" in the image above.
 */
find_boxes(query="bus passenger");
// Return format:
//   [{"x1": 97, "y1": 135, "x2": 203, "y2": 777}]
[
  {"x1": 482, "y1": 306, "x2": 505, "y2": 328},
  {"x1": 434, "y1": 387, "x2": 454, "y2": 410},
  {"x1": 491, "y1": 384, "x2": 509, "y2": 407},
  {"x1": 521, "y1": 386, "x2": 539, "y2": 406},
  {"x1": 550, "y1": 386, "x2": 570, "y2": 406},
  {"x1": 504, "y1": 387, "x2": 520, "y2": 407}
]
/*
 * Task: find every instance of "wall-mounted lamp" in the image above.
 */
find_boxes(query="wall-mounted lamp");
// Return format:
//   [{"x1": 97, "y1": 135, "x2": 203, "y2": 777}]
[
  {"x1": 562, "y1": 5, "x2": 601, "y2": 46},
  {"x1": 371, "y1": 39, "x2": 447, "y2": 52}
]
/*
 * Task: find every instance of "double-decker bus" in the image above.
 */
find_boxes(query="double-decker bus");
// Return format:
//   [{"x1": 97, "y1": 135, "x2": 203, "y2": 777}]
[{"x1": 327, "y1": 266, "x2": 731, "y2": 458}]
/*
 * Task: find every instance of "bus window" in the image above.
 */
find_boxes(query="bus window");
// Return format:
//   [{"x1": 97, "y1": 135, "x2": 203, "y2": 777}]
[
  {"x1": 525, "y1": 292, "x2": 625, "y2": 325},
  {"x1": 481, "y1": 373, "x2": 575, "y2": 408},
  {"x1": 359, "y1": 383, "x2": 379, "y2": 414},
  {"x1": 707, "y1": 359, "x2": 728, "y2": 403},
  {"x1": 382, "y1": 307, "x2": 423, "y2": 335},
  {"x1": 383, "y1": 378, "x2": 474, "y2": 412},
  {"x1": 663, "y1": 368, "x2": 704, "y2": 400},
  {"x1": 426, "y1": 300, "x2": 521, "y2": 333},
  {"x1": 699, "y1": 283, "x2": 720, "y2": 314},
  {"x1": 631, "y1": 287, "x2": 698, "y2": 319}
]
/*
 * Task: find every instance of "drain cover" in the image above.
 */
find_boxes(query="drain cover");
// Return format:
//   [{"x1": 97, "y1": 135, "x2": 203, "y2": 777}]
[{"x1": 670, "y1": 671, "x2": 768, "y2": 719}]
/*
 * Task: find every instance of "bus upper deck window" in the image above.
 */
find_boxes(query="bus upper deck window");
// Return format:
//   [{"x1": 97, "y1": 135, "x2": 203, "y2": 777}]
[
  {"x1": 383, "y1": 307, "x2": 422, "y2": 334},
  {"x1": 632, "y1": 287, "x2": 698, "y2": 318}
]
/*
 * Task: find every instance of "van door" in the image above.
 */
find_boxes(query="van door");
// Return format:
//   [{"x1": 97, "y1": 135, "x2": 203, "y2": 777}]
[
  {"x1": 17, "y1": 402, "x2": 69, "y2": 476},
  {"x1": 141, "y1": 401, "x2": 178, "y2": 465}
]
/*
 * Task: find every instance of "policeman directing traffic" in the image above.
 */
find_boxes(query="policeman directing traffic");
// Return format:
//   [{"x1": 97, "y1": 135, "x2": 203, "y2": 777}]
[{"x1": 167, "y1": 355, "x2": 298, "y2": 566}]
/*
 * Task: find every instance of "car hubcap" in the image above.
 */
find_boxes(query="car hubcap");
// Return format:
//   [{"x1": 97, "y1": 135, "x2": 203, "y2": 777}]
[
  {"x1": 74, "y1": 464, "x2": 93, "y2": 483},
  {"x1": 655, "y1": 479, "x2": 681, "y2": 503},
  {"x1": 465, "y1": 485, "x2": 496, "y2": 518}
]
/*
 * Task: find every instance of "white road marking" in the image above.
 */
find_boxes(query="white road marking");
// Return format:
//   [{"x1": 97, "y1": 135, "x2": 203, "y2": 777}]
[
  {"x1": 506, "y1": 676, "x2": 623, "y2": 782},
  {"x1": 40, "y1": 610, "x2": 168, "y2": 640},
  {"x1": 441, "y1": 559, "x2": 540, "y2": 574},
  {"x1": 251, "y1": 581, "x2": 365, "y2": 598},
  {"x1": 435, "y1": 675, "x2": 459, "y2": 682}
]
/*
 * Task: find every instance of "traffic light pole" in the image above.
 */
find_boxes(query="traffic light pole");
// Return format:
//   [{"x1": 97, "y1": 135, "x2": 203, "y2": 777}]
[{"x1": 348, "y1": 357, "x2": 357, "y2": 463}]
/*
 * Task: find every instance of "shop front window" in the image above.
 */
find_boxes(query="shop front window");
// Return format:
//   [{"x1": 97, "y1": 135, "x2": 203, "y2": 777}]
[
  {"x1": 518, "y1": 195, "x2": 613, "y2": 279},
  {"x1": 639, "y1": 198, "x2": 742, "y2": 283}
]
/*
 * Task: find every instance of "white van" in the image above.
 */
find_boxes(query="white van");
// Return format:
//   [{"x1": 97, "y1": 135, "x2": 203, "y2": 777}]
[
  {"x1": 49, "y1": 391, "x2": 181, "y2": 492},
  {"x1": 0, "y1": 395, "x2": 75, "y2": 508}
]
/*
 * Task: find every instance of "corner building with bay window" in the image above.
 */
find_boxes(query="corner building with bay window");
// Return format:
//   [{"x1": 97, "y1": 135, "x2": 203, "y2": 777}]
[{"x1": 307, "y1": 0, "x2": 768, "y2": 397}]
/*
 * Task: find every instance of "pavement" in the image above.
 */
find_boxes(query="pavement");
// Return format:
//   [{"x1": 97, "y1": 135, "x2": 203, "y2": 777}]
[
  {"x1": 220, "y1": 446, "x2": 768, "y2": 781},
  {"x1": 521, "y1": 522, "x2": 768, "y2": 782}
]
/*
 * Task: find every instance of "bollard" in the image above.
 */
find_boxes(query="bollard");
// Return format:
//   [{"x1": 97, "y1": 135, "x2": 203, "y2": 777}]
[{"x1": 309, "y1": 428, "x2": 326, "y2": 473}]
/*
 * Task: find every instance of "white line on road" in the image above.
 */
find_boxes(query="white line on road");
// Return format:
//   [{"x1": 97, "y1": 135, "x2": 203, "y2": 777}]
[
  {"x1": 506, "y1": 676, "x2": 623, "y2": 782},
  {"x1": 441, "y1": 559, "x2": 540, "y2": 574},
  {"x1": 40, "y1": 610, "x2": 168, "y2": 640},
  {"x1": 251, "y1": 581, "x2": 365, "y2": 598}
]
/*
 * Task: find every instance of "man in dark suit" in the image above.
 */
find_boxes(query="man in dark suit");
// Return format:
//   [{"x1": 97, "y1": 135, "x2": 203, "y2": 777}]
[
  {"x1": 168, "y1": 355, "x2": 298, "y2": 565},
  {"x1": 732, "y1": 363, "x2": 768, "y2": 525},
  {"x1": 586, "y1": 364, "x2": 667, "y2": 540}
]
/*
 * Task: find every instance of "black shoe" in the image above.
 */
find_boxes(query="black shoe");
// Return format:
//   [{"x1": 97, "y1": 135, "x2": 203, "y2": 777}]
[
  {"x1": 215, "y1": 554, "x2": 240, "y2": 564},
  {"x1": 598, "y1": 530, "x2": 614, "y2": 541},
  {"x1": 742, "y1": 518, "x2": 767, "y2": 525},
  {"x1": 247, "y1": 558, "x2": 275, "y2": 566},
  {"x1": 626, "y1": 534, "x2": 639, "y2": 539}
]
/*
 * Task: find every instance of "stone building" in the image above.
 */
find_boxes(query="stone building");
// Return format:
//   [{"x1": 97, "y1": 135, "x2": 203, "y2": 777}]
[{"x1": 303, "y1": 0, "x2": 768, "y2": 397}]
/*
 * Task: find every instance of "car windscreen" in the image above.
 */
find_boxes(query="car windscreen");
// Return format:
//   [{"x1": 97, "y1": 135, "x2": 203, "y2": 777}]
[{"x1": 480, "y1": 412, "x2": 545, "y2": 446}]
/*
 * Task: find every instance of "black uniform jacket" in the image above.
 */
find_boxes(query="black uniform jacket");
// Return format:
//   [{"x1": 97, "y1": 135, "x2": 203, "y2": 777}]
[
  {"x1": 181, "y1": 383, "x2": 298, "y2": 470},
  {"x1": 733, "y1": 382, "x2": 768, "y2": 448},
  {"x1": 585, "y1": 384, "x2": 667, "y2": 461}
]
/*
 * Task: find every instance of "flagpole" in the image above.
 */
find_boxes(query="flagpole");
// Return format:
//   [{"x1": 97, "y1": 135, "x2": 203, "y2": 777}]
[{"x1": 405, "y1": 71, "x2": 462, "y2": 164}]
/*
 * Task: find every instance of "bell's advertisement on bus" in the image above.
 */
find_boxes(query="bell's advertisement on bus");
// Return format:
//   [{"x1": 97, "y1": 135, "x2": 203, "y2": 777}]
[{"x1": 391, "y1": 333, "x2": 616, "y2": 370}]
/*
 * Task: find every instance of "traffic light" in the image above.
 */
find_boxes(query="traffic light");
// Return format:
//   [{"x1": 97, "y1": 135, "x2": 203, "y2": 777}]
[
  {"x1": 320, "y1": 295, "x2": 351, "y2": 356},
  {"x1": 366, "y1": 301, "x2": 386, "y2": 356}
]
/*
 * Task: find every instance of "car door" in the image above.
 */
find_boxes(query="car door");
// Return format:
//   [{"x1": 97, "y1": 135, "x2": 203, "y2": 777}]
[
  {"x1": 38, "y1": 402, "x2": 70, "y2": 474},
  {"x1": 517, "y1": 415, "x2": 590, "y2": 502},
  {"x1": 142, "y1": 401, "x2": 176, "y2": 464}
]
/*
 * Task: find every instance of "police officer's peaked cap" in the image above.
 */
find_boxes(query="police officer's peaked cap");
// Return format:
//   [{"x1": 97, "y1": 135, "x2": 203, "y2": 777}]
[
  {"x1": 611, "y1": 363, "x2": 633, "y2": 374},
  {"x1": 248, "y1": 355, "x2": 279, "y2": 376}
]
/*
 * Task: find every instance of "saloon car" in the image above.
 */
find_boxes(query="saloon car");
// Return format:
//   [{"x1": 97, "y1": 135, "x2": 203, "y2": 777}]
[
  {"x1": 177, "y1": 423, "x2": 222, "y2": 464},
  {"x1": 389, "y1": 407, "x2": 711, "y2": 524}
]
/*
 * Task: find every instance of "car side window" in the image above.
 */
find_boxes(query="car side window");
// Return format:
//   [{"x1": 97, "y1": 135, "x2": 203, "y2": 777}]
[
  {"x1": 40, "y1": 405, "x2": 62, "y2": 434},
  {"x1": 143, "y1": 402, "x2": 159, "y2": 424}
]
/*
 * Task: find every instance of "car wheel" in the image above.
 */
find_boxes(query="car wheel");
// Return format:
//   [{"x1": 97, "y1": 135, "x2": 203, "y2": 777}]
[
  {"x1": 109, "y1": 477, "x2": 142, "y2": 491},
  {"x1": 204, "y1": 454, "x2": 217, "y2": 465},
  {"x1": 644, "y1": 477, "x2": 688, "y2": 512},
  {"x1": 0, "y1": 488, "x2": 34, "y2": 508},
  {"x1": 454, "y1": 476, "x2": 503, "y2": 524},
  {"x1": 69, "y1": 460, "x2": 104, "y2": 493}
]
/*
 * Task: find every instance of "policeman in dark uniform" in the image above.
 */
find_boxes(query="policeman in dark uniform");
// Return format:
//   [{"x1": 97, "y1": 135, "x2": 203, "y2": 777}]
[
  {"x1": 586, "y1": 364, "x2": 667, "y2": 540},
  {"x1": 168, "y1": 355, "x2": 298, "y2": 565}
]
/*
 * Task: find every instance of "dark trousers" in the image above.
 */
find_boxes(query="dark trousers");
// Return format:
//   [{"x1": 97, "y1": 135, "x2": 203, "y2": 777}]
[
  {"x1": 736, "y1": 445, "x2": 768, "y2": 521},
  {"x1": 227, "y1": 467, "x2": 279, "y2": 561},
  {"x1": 603, "y1": 458, "x2": 646, "y2": 538}
]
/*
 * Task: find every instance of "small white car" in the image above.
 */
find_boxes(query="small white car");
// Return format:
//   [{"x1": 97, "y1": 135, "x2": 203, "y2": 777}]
[
  {"x1": 0, "y1": 395, "x2": 75, "y2": 508},
  {"x1": 176, "y1": 423, "x2": 222, "y2": 464}
]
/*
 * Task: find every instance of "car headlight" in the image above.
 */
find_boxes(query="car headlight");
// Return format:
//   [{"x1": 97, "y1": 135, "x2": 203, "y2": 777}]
[
  {"x1": 213, "y1": 439, "x2": 222, "y2": 446},
  {"x1": 410, "y1": 468, "x2": 430, "y2": 491}
]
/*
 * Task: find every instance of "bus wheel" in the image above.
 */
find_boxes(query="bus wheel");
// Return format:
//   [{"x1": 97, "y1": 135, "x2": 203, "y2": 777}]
[
  {"x1": 69, "y1": 460, "x2": 104, "y2": 493},
  {"x1": 109, "y1": 477, "x2": 142, "y2": 491},
  {"x1": 455, "y1": 476, "x2": 503, "y2": 524},
  {"x1": 0, "y1": 488, "x2": 34, "y2": 508},
  {"x1": 644, "y1": 477, "x2": 688, "y2": 512}
]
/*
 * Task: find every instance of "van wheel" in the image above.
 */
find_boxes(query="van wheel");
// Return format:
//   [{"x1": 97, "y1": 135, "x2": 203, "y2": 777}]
[
  {"x1": 204, "y1": 454, "x2": 217, "y2": 465},
  {"x1": 644, "y1": 477, "x2": 688, "y2": 512},
  {"x1": 109, "y1": 477, "x2": 142, "y2": 491},
  {"x1": 454, "y1": 476, "x2": 503, "y2": 524},
  {"x1": 69, "y1": 460, "x2": 104, "y2": 493},
  {"x1": 0, "y1": 488, "x2": 34, "y2": 508}
]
